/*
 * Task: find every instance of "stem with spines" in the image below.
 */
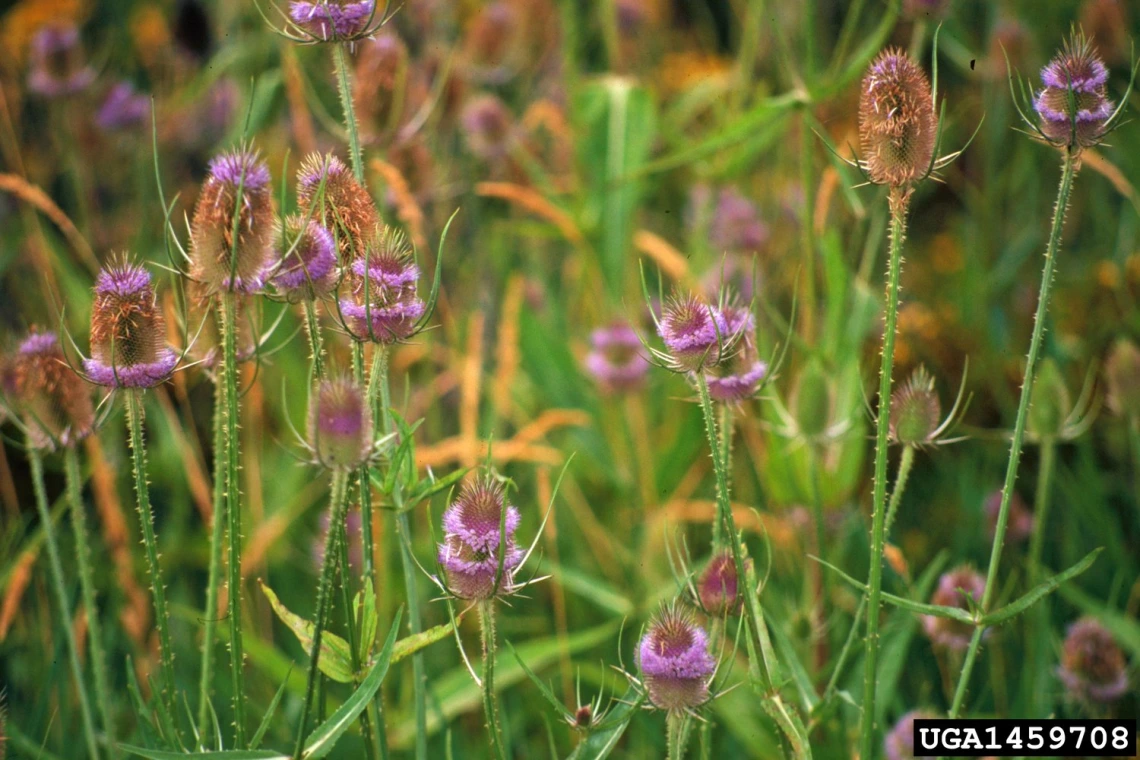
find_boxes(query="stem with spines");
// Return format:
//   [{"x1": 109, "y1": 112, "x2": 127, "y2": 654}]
[
  {"x1": 667, "y1": 712, "x2": 693, "y2": 760},
  {"x1": 335, "y1": 514, "x2": 380, "y2": 760},
  {"x1": 294, "y1": 469, "x2": 349, "y2": 759},
  {"x1": 30, "y1": 447, "x2": 101, "y2": 760},
  {"x1": 125, "y1": 389, "x2": 178, "y2": 731},
  {"x1": 859, "y1": 186, "x2": 910, "y2": 759},
  {"x1": 479, "y1": 601, "x2": 507, "y2": 760},
  {"x1": 219, "y1": 292, "x2": 246, "y2": 745},
  {"x1": 883, "y1": 444, "x2": 916, "y2": 540},
  {"x1": 303, "y1": 300, "x2": 326, "y2": 380},
  {"x1": 63, "y1": 446, "x2": 114, "y2": 745},
  {"x1": 333, "y1": 43, "x2": 364, "y2": 183},
  {"x1": 198, "y1": 376, "x2": 227, "y2": 738},
  {"x1": 949, "y1": 150, "x2": 1078, "y2": 718}
]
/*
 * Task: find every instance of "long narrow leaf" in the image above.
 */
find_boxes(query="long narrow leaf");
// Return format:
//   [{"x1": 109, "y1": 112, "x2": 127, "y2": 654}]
[{"x1": 981, "y1": 548, "x2": 1102, "y2": 626}]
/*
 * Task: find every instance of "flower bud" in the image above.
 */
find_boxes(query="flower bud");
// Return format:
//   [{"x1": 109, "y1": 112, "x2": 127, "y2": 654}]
[
  {"x1": 1034, "y1": 32, "x2": 1114, "y2": 149},
  {"x1": 308, "y1": 376, "x2": 372, "y2": 470},
  {"x1": 1027, "y1": 359, "x2": 1071, "y2": 440},
  {"x1": 658, "y1": 294, "x2": 729, "y2": 372},
  {"x1": 584, "y1": 322, "x2": 649, "y2": 394},
  {"x1": 13, "y1": 331, "x2": 94, "y2": 450},
  {"x1": 272, "y1": 215, "x2": 338, "y2": 303},
  {"x1": 190, "y1": 149, "x2": 276, "y2": 293},
  {"x1": 859, "y1": 49, "x2": 937, "y2": 187},
  {"x1": 297, "y1": 153, "x2": 380, "y2": 262},
  {"x1": 637, "y1": 605, "x2": 717, "y2": 712},
  {"x1": 1105, "y1": 338, "x2": 1140, "y2": 417},
  {"x1": 885, "y1": 710, "x2": 939, "y2": 760},
  {"x1": 27, "y1": 24, "x2": 94, "y2": 98},
  {"x1": 922, "y1": 565, "x2": 985, "y2": 652},
  {"x1": 696, "y1": 551, "x2": 751, "y2": 616},
  {"x1": 340, "y1": 226, "x2": 425, "y2": 343},
  {"x1": 438, "y1": 477, "x2": 523, "y2": 600},
  {"x1": 889, "y1": 365, "x2": 941, "y2": 445},
  {"x1": 85, "y1": 260, "x2": 177, "y2": 388},
  {"x1": 1057, "y1": 616, "x2": 1129, "y2": 704},
  {"x1": 289, "y1": 0, "x2": 376, "y2": 42}
]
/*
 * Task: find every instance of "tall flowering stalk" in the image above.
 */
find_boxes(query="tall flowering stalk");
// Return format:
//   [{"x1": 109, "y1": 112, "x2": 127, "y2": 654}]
[
  {"x1": 949, "y1": 30, "x2": 1132, "y2": 718},
  {"x1": 190, "y1": 147, "x2": 277, "y2": 744}
]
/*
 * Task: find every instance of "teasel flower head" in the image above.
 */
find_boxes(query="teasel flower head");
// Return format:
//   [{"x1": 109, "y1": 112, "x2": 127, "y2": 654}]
[
  {"x1": 858, "y1": 49, "x2": 938, "y2": 188},
  {"x1": 1031, "y1": 30, "x2": 1119, "y2": 151},
  {"x1": 271, "y1": 215, "x2": 339, "y2": 302},
  {"x1": 695, "y1": 551, "x2": 751, "y2": 617},
  {"x1": 461, "y1": 94, "x2": 515, "y2": 161},
  {"x1": 285, "y1": 0, "x2": 382, "y2": 43},
  {"x1": 1057, "y1": 616, "x2": 1130, "y2": 704},
  {"x1": 190, "y1": 148, "x2": 276, "y2": 294},
  {"x1": 339, "y1": 225, "x2": 425, "y2": 343},
  {"x1": 653, "y1": 293, "x2": 733, "y2": 373},
  {"x1": 637, "y1": 604, "x2": 717, "y2": 713},
  {"x1": 437, "y1": 477, "x2": 524, "y2": 601},
  {"x1": 307, "y1": 375, "x2": 373, "y2": 470},
  {"x1": 922, "y1": 565, "x2": 985, "y2": 652},
  {"x1": 1026, "y1": 359, "x2": 1099, "y2": 443},
  {"x1": 84, "y1": 258, "x2": 178, "y2": 389},
  {"x1": 885, "y1": 710, "x2": 939, "y2": 760},
  {"x1": 983, "y1": 488, "x2": 1034, "y2": 544},
  {"x1": 1104, "y1": 338, "x2": 1140, "y2": 417},
  {"x1": 704, "y1": 304, "x2": 768, "y2": 403},
  {"x1": 11, "y1": 331, "x2": 94, "y2": 450},
  {"x1": 96, "y1": 81, "x2": 151, "y2": 132},
  {"x1": 297, "y1": 153, "x2": 379, "y2": 261},
  {"x1": 584, "y1": 322, "x2": 650, "y2": 394},
  {"x1": 890, "y1": 364, "x2": 969, "y2": 447},
  {"x1": 27, "y1": 24, "x2": 95, "y2": 98}
]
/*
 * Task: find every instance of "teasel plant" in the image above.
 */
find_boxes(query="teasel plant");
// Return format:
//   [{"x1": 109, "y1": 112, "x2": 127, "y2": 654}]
[{"x1": 948, "y1": 28, "x2": 1137, "y2": 720}]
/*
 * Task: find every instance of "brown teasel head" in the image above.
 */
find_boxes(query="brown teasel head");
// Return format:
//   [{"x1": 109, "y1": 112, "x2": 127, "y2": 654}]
[
  {"x1": 296, "y1": 153, "x2": 380, "y2": 263},
  {"x1": 859, "y1": 49, "x2": 938, "y2": 187},
  {"x1": 13, "y1": 330, "x2": 94, "y2": 450}
]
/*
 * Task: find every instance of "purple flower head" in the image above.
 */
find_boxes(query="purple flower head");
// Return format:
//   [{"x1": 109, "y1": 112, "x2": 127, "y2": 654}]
[
  {"x1": 983, "y1": 489, "x2": 1034, "y2": 544},
  {"x1": 696, "y1": 551, "x2": 750, "y2": 616},
  {"x1": 297, "y1": 152, "x2": 380, "y2": 261},
  {"x1": 438, "y1": 477, "x2": 524, "y2": 601},
  {"x1": 658, "y1": 294, "x2": 730, "y2": 372},
  {"x1": 96, "y1": 82, "x2": 151, "y2": 131},
  {"x1": 1058, "y1": 617, "x2": 1129, "y2": 704},
  {"x1": 86, "y1": 258, "x2": 177, "y2": 389},
  {"x1": 313, "y1": 506, "x2": 364, "y2": 574},
  {"x1": 700, "y1": 302, "x2": 762, "y2": 400},
  {"x1": 190, "y1": 149, "x2": 276, "y2": 293},
  {"x1": 1034, "y1": 32, "x2": 1115, "y2": 148},
  {"x1": 27, "y1": 24, "x2": 95, "y2": 98},
  {"x1": 706, "y1": 359, "x2": 767, "y2": 403},
  {"x1": 272, "y1": 216, "x2": 338, "y2": 302},
  {"x1": 18, "y1": 331, "x2": 59, "y2": 356},
  {"x1": 308, "y1": 376, "x2": 372, "y2": 470},
  {"x1": 922, "y1": 566, "x2": 985, "y2": 652},
  {"x1": 340, "y1": 226, "x2": 425, "y2": 343},
  {"x1": 885, "y1": 710, "x2": 938, "y2": 760},
  {"x1": 13, "y1": 329, "x2": 94, "y2": 450},
  {"x1": 638, "y1": 605, "x2": 717, "y2": 712},
  {"x1": 289, "y1": 0, "x2": 377, "y2": 41},
  {"x1": 710, "y1": 188, "x2": 768, "y2": 254},
  {"x1": 584, "y1": 322, "x2": 649, "y2": 394},
  {"x1": 461, "y1": 94, "x2": 514, "y2": 160}
]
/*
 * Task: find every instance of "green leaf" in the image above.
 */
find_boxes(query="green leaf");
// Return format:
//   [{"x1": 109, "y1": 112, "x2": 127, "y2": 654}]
[
  {"x1": 506, "y1": 640, "x2": 575, "y2": 723},
  {"x1": 813, "y1": 556, "x2": 975, "y2": 624},
  {"x1": 261, "y1": 581, "x2": 356, "y2": 683},
  {"x1": 119, "y1": 747, "x2": 287, "y2": 760},
  {"x1": 982, "y1": 548, "x2": 1102, "y2": 626},
  {"x1": 355, "y1": 578, "x2": 379, "y2": 662},
  {"x1": 391, "y1": 620, "x2": 457, "y2": 665},
  {"x1": 566, "y1": 685, "x2": 642, "y2": 760},
  {"x1": 251, "y1": 668, "x2": 292, "y2": 750},
  {"x1": 303, "y1": 608, "x2": 403, "y2": 759}
]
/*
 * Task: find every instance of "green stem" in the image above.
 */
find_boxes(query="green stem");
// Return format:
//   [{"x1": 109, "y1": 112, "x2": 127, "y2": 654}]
[
  {"x1": 374, "y1": 346, "x2": 428, "y2": 760},
  {"x1": 220, "y1": 292, "x2": 246, "y2": 745},
  {"x1": 335, "y1": 514, "x2": 380, "y2": 760},
  {"x1": 198, "y1": 378, "x2": 227, "y2": 738},
  {"x1": 712, "y1": 404, "x2": 733, "y2": 550},
  {"x1": 949, "y1": 151, "x2": 1078, "y2": 718},
  {"x1": 860, "y1": 186, "x2": 910, "y2": 758},
  {"x1": 125, "y1": 390, "x2": 178, "y2": 731},
  {"x1": 667, "y1": 712, "x2": 693, "y2": 760},
  {"x1": 883, "y1": 445, "x2": 916, "y2": 541},
  {"x1": 303, "y1": 300, "x2": 326, "y2": 380},
  {"x1": 294, "y1": 469, "x2": 349, "y2": 759},
  {"x1": 1027, "y1": 438, "x2": 1056, "y2": 578},
  {"x1": 479, "y1": 601, "x2": 507, "y2": 760},
  {"x1": 63, "y1": 446, "x2": 114, "y2": 745},
  {"x1": 333, "y1": 43, "x2": 364, "y2": 182},
  {"x1": 30, "y1": 448, "x2": 101, "y2": 760}
]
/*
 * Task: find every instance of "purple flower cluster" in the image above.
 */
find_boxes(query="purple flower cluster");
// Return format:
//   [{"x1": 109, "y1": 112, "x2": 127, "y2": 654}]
[
  {"x1": 85, "y1": 261, "x2": 177, "y2": 389},
  {"x1": 308, "y1": 376, "x2": 373, "y2": 470},
  {"x1": 340, "y1": 227, "x2": 425, "y2": 343},
  {"x1": 272, "y1": 216, "x2": 339, "y2": 302},
  {"x1": 12, "y1": 330, "x2": 94, "y2": 449},
  {"x1": 696, "y1": 551, "x2": 749, "y2": 617},
  {"x1": 658, "y1": 294, "x2": 730, "y2": 372},
  {"x1": 27, "y1": 24, "x2": 95, "y2": 98},
  {"x1": 709, "y1": 188, "x2": 769, "y2": 255},
  {"x1": 1034, "y1": 33, "x2": 1115, "y2": 148},
  {"x1": 704, "y1": 304, "x2": 766, "y2": 402},
  {"x1": 1057, "y1": 617, "x2": 1129, "y2": 704},
  {"x1": 922, "y1": 566, "x2": 985, "y2": 652},
  {"x1": 96, "y1": 82, "x2": 150, "y2": 131},
  {"x1": 438, "y1": 478, "x2": 523, "y2": 601},
  {"x1": 584, "y1": 323, "x2": 649, "y2": 394},
  {"x1": 289, "y1": 0, "x2": 376, "y2": 41},
  {"x1": 637, "y1": 605, "x2": 717, "y2": 712}
]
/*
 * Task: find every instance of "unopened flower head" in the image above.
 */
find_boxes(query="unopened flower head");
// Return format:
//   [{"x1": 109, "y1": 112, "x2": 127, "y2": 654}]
[
  {"x1": 308, "y1": 375, "x2": 372, "y2": 470},
  {"x1": 922, "y1": 565, "x2": 985, "y2": 652},
  {"x1": 288, "y1": 0, "x2": 377, "y2": 42},
  {"x1": 13, "y1": 331, "x2": 94, "y2": 450},
  {"x1": 890, "y1": 365, "x2": 941, "y2": 445},
  {"x1": 272, "y1": 215, "x2": 338, "y2": 302},
  {"x1": 983, "y1": 489, "x2": 1034, "y2": 544},
  {"x1": 27, "y1": 24, "x2": 95, "y2": 98},
  {"x1": 85, "y1": 259, "x2": 177, "y2": 388},
  {"x1": 297, "y1": 153, "x2": 379, "y2": 261},
  {"x1": 96, "y1": 81, "x2": 150, "y2": 131},
  {"x1": 1034, "y1": 31, "x2": 1115, "y2": 149},
  {"x1": 657, "y1": 293, "x2": 730, "y2": 372},
  {"x1": 438, "y1": 477, "x2": 523, "y2": 601},
  {"x1": 859, "y1": 49, "x2": 937, "y2": 187},
  {"x1": 190, "y1": 149, "x2": 276, "y2": 293},
  {"x1": 1104, "y1": 338, "x2": 1140, "y2": 417},
  {"x1": 637, "y1": 605, "x2": 717, "y2": 713},
  {"x1": 1057, "y1": 616, "x2": 1129, "y2": 704},
  {"x1": 696, "y1": 551, "x2": 751, "y2": 617},
  {"x1": 584, "y1": 322, "x2": 649, "y2": 394},
  {"x1": 885, "y1": 710, "x2": 939, "y2": 760},
  {"x1": 340, "y1": 226, "x2": 425, "y2": 343}
]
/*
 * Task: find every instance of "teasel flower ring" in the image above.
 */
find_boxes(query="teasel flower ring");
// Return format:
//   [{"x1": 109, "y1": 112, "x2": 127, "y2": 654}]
[
  {"x1": 257, "y1": 0, "x2": 395, "y2": 45},
  {"x1": 887, "y1": 363, "x2": 970, "y2": 448},
  {"x1": 1, "y1": 330, "x2": 98, "y2": 451}
]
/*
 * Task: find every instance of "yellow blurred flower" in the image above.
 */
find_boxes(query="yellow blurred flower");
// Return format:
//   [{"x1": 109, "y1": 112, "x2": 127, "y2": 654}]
[
  {"x1": 130, "y1": 4, "x2": 171, "y2": 71},
  {"x1": 656, "y1": 50, "x2": 732, "y2": 94}
]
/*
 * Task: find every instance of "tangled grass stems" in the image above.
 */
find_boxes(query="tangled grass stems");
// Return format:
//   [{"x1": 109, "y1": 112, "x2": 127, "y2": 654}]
[{"x1": 29, "y1": 447, "x2": 101, "y2": 760}]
